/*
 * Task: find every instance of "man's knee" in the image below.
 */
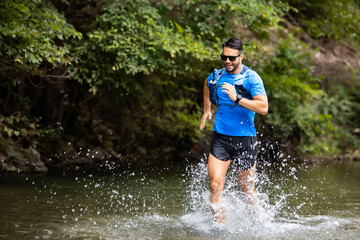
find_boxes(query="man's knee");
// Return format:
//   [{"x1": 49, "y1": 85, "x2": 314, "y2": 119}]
[{"x1": 210, "y1": 180, "x2": 223, "y2": 193}]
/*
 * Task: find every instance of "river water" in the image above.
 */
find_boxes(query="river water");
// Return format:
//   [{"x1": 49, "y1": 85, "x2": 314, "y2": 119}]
[{"x1": 0, "y1": 157, "x2": 359, "y2": 239}]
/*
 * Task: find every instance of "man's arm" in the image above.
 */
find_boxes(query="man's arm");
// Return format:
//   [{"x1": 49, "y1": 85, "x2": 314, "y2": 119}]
[
  {"x1": 200, "y1": 79, "x2": 212, "y2": 129},
  {"x1": 221, "y1": 82, "x2": 268, "y2": 115},
  {"x1": 237, "y1": 95, "x2": 268, "y2": 115}
]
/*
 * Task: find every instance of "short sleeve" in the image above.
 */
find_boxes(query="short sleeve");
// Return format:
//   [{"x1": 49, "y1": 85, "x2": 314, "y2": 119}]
[{"x1": 249, "y1": 72, "x2": 267, "y2": 96}]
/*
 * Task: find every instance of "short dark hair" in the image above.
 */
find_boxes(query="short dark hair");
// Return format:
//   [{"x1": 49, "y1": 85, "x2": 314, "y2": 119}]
[{"x1": 222, "y1": 38, "x2": 243, "y2": 54}]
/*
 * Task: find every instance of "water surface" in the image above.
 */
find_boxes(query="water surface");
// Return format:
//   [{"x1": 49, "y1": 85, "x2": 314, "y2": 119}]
[{"x1": 0, "y1": 159, "x2": 359, "y2": 239}]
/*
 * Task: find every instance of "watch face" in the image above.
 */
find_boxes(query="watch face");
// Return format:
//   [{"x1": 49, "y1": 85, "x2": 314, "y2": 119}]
[{"x1": 235, "y1": 94, "x2": 242, "y2": 103}]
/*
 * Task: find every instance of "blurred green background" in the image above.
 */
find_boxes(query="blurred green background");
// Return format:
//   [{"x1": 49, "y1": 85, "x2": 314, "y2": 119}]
[{"x1": 1, "y1": 0, "x2": 359, "y2": 172}]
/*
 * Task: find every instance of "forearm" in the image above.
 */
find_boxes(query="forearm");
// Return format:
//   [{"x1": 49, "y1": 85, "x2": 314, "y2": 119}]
[
  {"x1": 221, "y1": 83, "x2": 268, "y2": 115},
  {"x1": 200, "y1": 80, "x2": 212, "y2": 129},
  {"x1": 239, "y1": 96, "x2": 268, "y2": 115}
]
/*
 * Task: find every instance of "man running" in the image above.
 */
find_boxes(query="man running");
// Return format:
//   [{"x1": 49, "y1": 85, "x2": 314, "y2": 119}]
[{"x1": 200, "y1": 37, "x2": 268, "y2": 225}]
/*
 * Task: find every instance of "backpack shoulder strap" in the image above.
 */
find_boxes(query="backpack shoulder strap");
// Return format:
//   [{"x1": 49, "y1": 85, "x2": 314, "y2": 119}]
[
  {"x1": 209, "y1": 68, "x2": 226, "y2": 84},
  {"x1": 244, "y1": 66, "x2": 252, "y2": 76},
  {"x1": 215, "y1": 68, "x2": 226, "y2": 81}
]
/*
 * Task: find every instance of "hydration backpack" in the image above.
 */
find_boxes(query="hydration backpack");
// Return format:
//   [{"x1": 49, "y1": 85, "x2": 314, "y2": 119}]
[{"x1": 208, "y1": 66, "x2": 252, "y2": 106}]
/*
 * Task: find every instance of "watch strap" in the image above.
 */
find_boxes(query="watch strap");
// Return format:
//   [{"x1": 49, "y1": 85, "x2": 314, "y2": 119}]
[{"x1": 235, "y1": 94, "x2": 242, "y2": 104}]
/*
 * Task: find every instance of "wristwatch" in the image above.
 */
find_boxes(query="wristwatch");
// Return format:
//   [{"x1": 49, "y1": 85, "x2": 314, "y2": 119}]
[{"x1": 235, "y1": 94, "x2": 242, "y2": 104}]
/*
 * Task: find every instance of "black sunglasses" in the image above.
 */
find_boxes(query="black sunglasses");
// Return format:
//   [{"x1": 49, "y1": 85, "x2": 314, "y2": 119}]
[{"x1": 220, "y1": 53, "x2": 241, "y2": 61}]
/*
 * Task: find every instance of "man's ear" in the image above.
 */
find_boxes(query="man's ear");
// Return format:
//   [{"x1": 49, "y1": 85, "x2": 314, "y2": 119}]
[{"x1": 240, "y1": 54, "x2": 244, "y2": 61}]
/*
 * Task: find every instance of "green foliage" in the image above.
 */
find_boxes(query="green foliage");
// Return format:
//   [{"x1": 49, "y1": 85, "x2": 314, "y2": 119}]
[
  {"x1": 161, "y1": 99, "x2": 203, "y2": 142},
  {"x1": 0, "y1": 113, "x2": 62, "y2": 146},
  {"x1": 1, "y1": 0, "x2": 359, "y2": 161},
  {"x1": 0, "y1": 113, "x2": 33, "y2": 139},
  {"x1": 0, "y1": 0, "x2": 78, "y2": 156},
  {"x1": 0, "y1": 0, "x2": 81, "y2": 86},
  {"x1": 317, "y1": 85, "x2": 360, "y2": 152},
  {"x1": 258, "y1": 35, "x2": 341, "y2": 154},
  {"x1": 157, "y1": 0, "x2": 288, "y2": 41},
  {"x1": 71, "y1": 0, "x2": 215, "y2": 94},
  {"x1": 67, "y1": 0, "x2": 289, "y2": 156},
  {"x1": 67, "y1": 0, "x2": 221, "y2": 156},
  {"x1": 71, "y1": 0, "x2": 290, "y2": 92},
  {"x1": 285, "y1": 0, "x2": 360, "y2": 44}
]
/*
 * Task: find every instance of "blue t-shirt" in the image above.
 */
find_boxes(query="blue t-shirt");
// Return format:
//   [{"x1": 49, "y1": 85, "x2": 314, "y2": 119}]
[{"x1": 207, "y1": 65, "x2": 266, "y2": 137}]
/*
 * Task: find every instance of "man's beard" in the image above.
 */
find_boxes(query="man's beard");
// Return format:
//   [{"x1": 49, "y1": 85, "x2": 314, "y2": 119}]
[{"x1": 225, "y1": 61, "x2": 241, "y2": 73}]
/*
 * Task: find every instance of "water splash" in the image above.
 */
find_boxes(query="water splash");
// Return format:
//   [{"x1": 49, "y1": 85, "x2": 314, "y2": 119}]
[
  {"x1": 179, "y1": 155, "x2": 360, "y2": 239},
  {"x1": 182, "y1": 156, "x2": 280, "y2": 235}
]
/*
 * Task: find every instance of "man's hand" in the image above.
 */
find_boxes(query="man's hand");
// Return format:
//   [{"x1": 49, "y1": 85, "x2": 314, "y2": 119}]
[
  {"x1": 221, "y1": 83, "x2": 237, "y2": 101},
  {"x1": 200, "y1": 112, "x2": 212, "y2": 129}
]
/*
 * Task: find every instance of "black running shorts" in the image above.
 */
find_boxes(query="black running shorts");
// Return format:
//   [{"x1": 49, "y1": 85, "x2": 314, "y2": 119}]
[{"x1": 210, "y1": 131, "x2": 258, "y2": 171}]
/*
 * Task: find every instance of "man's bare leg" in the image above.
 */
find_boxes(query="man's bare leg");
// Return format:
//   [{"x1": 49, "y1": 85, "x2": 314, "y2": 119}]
[
  {"x1": 238, "y1": 163, "x2": 260, "y2": 214},
  {"x1": 208, "y1": 153, "x2": 231, "y2": 225}
]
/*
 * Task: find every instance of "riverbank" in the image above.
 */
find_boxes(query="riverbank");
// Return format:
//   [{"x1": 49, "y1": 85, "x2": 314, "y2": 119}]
[{"x1": 1, "y1": 133, "x2": 359, "y2": 175}]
